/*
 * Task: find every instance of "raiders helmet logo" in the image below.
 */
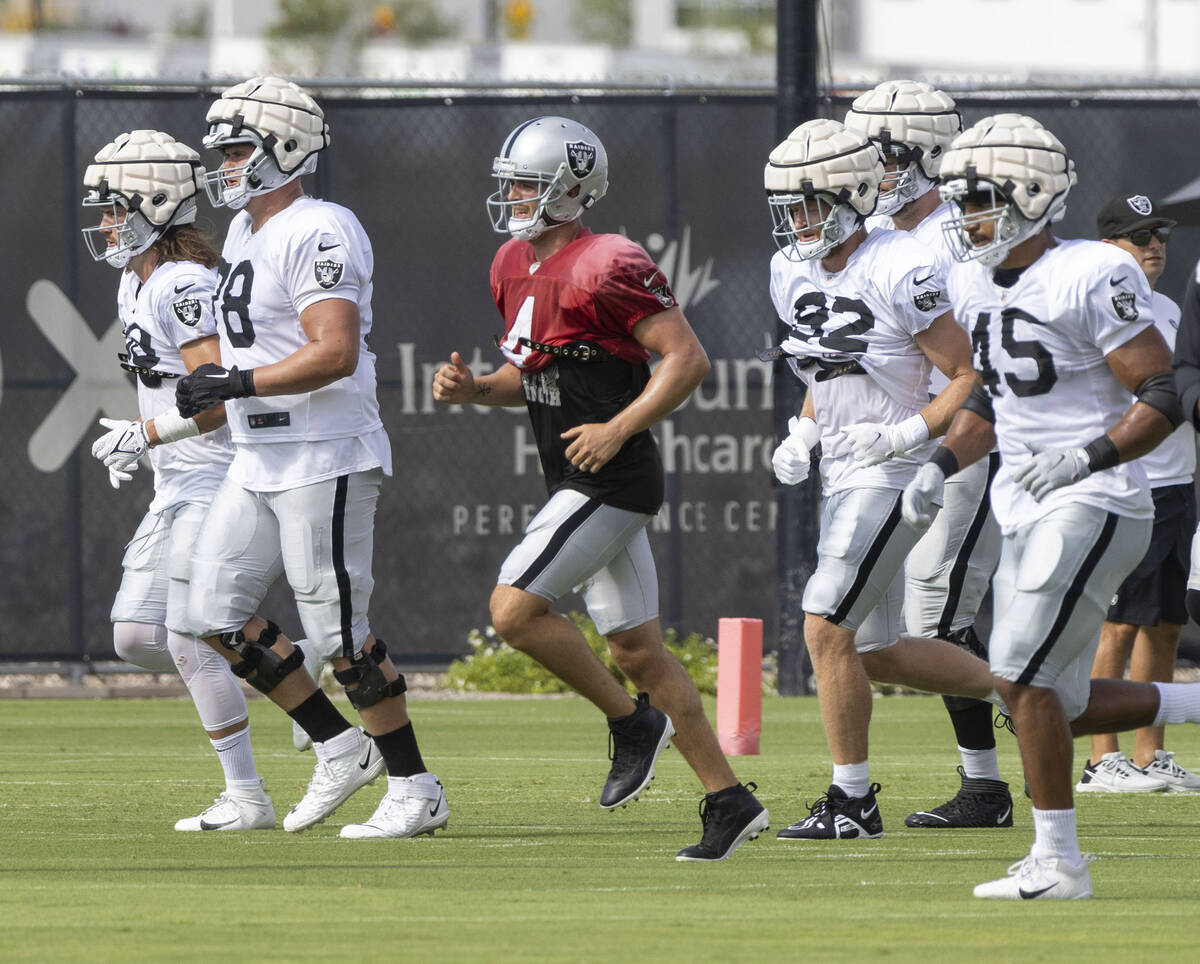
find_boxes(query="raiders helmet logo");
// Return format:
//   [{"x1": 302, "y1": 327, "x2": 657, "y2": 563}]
[
  {"x1": 314, "y1": 259, "x2": 344, "y2": 289},
  {"x1": 1125, "y1": 195, "x2": 1153, "y2": 217},
  {"x1": 1111, "y1": 291, "x2": 1139, "y2": 321},
  {"x1": 565, "y1": 140, "x2": 597, "y2": 178},
  {"x1": 172, "y1": 298, "x2": 203, "y2": 326}
]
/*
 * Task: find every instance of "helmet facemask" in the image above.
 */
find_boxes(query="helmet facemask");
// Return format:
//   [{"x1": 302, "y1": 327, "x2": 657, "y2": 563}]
[
  {"x1": 81, "y1": 197, "x2": 164, "y2": 268},
  {"x1": 768, "y1": 188, "x2": 862, "y2": 262},
  {"x1": 487, "y1": 158, "x2": 583, "y2": 242},
  {"x1": 874, "y1": 142, "x2": 936, "y2": 218},
  {"x1": 201, "y1": 129, "x2": 318, "y2": 210},
  {"x1": 939, "y1": 178, "x2": 1045, "y2": 268}
]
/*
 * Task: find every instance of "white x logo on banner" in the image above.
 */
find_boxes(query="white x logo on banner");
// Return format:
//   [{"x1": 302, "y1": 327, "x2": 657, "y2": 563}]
[{"x1": 26, "y1": 279, "x2": 137, "y2": 472}]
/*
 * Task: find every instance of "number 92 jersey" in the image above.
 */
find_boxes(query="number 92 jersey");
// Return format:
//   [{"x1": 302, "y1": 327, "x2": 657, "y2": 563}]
[
  {"x1": 769, "y1": 228, "x2": 951, "y2": 494},
  {"x1": 214, "y1": 196, "x2": 381, "y2": 445},
  {"x1": 947, "y1": 238, "x2": 1155, "y2": 533}
]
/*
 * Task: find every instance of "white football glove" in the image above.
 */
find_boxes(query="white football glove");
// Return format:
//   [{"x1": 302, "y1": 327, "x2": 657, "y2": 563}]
[
  {"x1": 91, "y1": 417, "x2": 148, "y2": 490},
  {"x1": 901, "y1": 461, "x2": 946, "y2": 528},
  {"x1": 1011, "y1": 447, "x2": 1091, "y2": 502},
  {"x1": 843, "y1": 414, "x2": 930, "y2": 468},
  {"x1": 772, "y1": 415, "x2": 820, "y2": 485}
]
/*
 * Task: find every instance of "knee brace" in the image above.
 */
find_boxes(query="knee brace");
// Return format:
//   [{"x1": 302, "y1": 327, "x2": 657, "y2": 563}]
[
  {"x1": 334, "y1": 639, "x2": 407, "y2": 710},
  {"x1": 220, "y1": 619, "x2": 305, "y2": 695}
]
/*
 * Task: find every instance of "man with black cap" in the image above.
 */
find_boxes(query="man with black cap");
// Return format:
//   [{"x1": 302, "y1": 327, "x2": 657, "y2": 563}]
[{"x1": 1082, "y1": 194, "x2": 1200, "y2": 793}]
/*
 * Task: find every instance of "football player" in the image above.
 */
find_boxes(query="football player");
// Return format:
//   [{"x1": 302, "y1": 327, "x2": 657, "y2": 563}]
[
  {"x1": 432, "y1": 116, "x2": 768, "y2": 861},
  {"x1": 844, "y1": 81, "x2": 1012, "y2": 828},
  {"x1": 904, "y1": 115, "x2": 1200, "y2": 898},
  {"x1": 763, "y1": 118, "x2": 1004, "y2": 842},
  {"x1": 84, "y1": 130, "x2": 274, "y2": 831},
  {"x1": 174, "y1": 76, "x2": 447, "y2": 839},
  {"x1": 1080, "y1": 194, "x2": 1200, "y2": 793}
]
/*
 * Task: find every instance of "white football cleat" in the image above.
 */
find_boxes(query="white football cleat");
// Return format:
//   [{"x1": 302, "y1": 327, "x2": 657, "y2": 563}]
[
  {"x1": 283, "y1": 728, "x2": 385, "y2": 832},
  {"x1": 175, "y1": 783, "x2": 275, "y2": 831},
  {"x1": 974, "y1": 853, "x2": 1094, "y2": 900},
  {"x1": 340, "y1": 773, "x2": 450, "y2": 839},
  {"x1": 1140, "y1": 750, "x2": 1200, "y2": 792},
  {"x1": 1076, "y1": 751, "x2": 1168, "y2": 793}
]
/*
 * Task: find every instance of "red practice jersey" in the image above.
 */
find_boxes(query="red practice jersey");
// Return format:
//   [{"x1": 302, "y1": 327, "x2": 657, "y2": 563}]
[{"x1": 489, "y1": 229, "x2": 678, "y2": 513}]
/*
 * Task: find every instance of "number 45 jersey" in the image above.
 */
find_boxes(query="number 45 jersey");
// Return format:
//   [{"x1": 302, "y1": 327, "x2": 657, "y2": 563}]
[
  {"x1": 769, "y1": 227, "x2": 951, "y2": 495},
  {"x1": 214, "y1": 196, "x2": 382, "y2": 446},
  {"x1": 946, "y1": 238, "x2": 1155, "y2": 534}
]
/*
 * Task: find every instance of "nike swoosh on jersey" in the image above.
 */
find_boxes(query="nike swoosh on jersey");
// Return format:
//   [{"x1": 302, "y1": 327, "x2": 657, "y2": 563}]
[
  {"x1": 174, "y1": 283, "x2": 195, "y2": 294},
  {"x1": 642, "y1": 275, "x2": 656, "y2": 287},
  {"x1": 318, "y1": 241, "x2": 341, "y2": 251},
  {"x1": 1018, "y1": 883, "x2": 1058, "y2": 899},
  {"x1": 914, "y1": 272, "x2": 936, "y2": 286},
  {"x1": 1110, "y1": 275, "x2": 1128, "y2": 286}
]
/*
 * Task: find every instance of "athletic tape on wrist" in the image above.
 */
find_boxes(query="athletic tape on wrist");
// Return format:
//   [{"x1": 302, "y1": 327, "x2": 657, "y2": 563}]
[{"x1": 150, "y1": 406, "x2": 201, "y2": 445}]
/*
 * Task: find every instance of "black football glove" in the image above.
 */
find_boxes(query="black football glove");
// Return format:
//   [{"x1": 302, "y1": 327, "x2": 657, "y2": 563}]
[{"x1": 176, "y1": 363, "x2": 256, "y2": 417}]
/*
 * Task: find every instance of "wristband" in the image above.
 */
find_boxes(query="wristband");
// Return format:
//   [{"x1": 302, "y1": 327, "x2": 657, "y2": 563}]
[
  {"x1": 235, "y1": 367, "x2": 257, "y2": 397},
  {"x1": 893, "y1": 413, "x2": 931, "y2": 453},
  {"x1": 149, "y1": 406, "x2": 201, "y2": 445},
  {"x1": 929, "y1": 446, "x2": 960, "y2": 478},
  {"x1": 1083, "y1": 434, "x2": 1119, "y2": 472}
]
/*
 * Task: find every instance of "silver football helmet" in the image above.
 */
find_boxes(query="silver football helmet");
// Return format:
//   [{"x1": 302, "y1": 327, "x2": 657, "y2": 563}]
[
  {"x1": 81, "y1": 130, "x2": 204, "y2": 269},
  {"x1": 487, "y1": 116, "x2": 609, "y2": 242},
  {"x1": 844, "y1": 80, "x2": 961, "y2": 217},
  {"x1": 202, "y1": 75, "x2": 330, "y2": 209},
  {"x1": 764, "y1": 118, "x2": 883, "y2": 261},
  {"x1": 939, "y1": 113, "x2": 1076, "y2": 267}
]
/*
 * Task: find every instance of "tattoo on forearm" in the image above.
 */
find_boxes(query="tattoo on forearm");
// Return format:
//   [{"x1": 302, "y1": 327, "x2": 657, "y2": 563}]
[{"x1": 475, "y1": 385, "x2": 491, "y2": 397}]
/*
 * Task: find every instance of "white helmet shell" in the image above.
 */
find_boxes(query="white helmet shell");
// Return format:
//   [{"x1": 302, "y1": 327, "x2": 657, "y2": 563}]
[
  {"x1": 202, "y1": 75, "x2": 330, "y2": 209},
  {"x1": 939, "y1": 113, "x2": 1076, "y2": 267},
  {"x1": 844, "y1": 80, "x2": 961, "y2": 216},
  {"x1": 487, "y1": 116, "x2": 609, "y2": 242},
  {"x1": 764, "y1": 118, "x2": 883, "y2": 260},
  {"x1": 81, "y1": 129, "x2": 204, "y2": 268}
]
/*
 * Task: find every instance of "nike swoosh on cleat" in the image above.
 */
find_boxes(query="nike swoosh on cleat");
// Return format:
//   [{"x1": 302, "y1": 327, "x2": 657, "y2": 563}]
[
  {"x1": 359, "y1": 747, "x2": 375, "y2": 771},
  {"x1": 997, "y1": 806, "x2": 1012, "y2": 824},
  {"x1": 199, "y1": 818, "x2": 239, "y2": 830},
  {"x1": 1018, "y1": 883, "x2": 1058, "y2": 899},
  {"x1": 860, "y1": 803, "x2": 878, "y2": 820},
  {"x1": 428, "y1": 801, "x2": 440, "y2": 816},
  {"x1": 174, "y1": 282, "x2": 195, "y2": 294}
]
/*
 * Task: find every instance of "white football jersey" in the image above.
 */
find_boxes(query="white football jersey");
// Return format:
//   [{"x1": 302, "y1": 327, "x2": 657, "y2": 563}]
[
  {"x1": 116, "y1": 261, "x2": 233, "y2": 513},
  {"x1": 870, "y1": 202, "x2": 959, "y2": 395},
  {"x1": 215, "y1": 197, "x2": 384, "y2": 446},
  {"x1": 946, "y1": 239, "x2": 1155, "y2": 533},
  {"x1": 1135, "y1": 289, "x2": 1194, "y2": 487},
  {"x1": 770, "y1": 228, "x2": 951, "y2": 494}
]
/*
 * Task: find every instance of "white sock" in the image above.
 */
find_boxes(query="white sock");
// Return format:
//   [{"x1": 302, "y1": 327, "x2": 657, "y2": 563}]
[
  {"x1": 210, "y1": 727, "x2": 260, "y2": 793},
  {"x1": 1030, "y1": 807, "x2": 1081, "y2": 863},
  {"x1": 832, "y1": 761, "x2": 870, "y2": 798},
  {"x1": 959, "y1": 746, "x2": 1001, "y2": 781},
  {"x1": 314, "y1": 726, "x2": 360, "y2": 762},
  {"x1": 388, "y1": 772, "x2": 434, "y2": 792},
  {"x1": 1152, "y1": 682, "x2": 1200, "y2": 726}
]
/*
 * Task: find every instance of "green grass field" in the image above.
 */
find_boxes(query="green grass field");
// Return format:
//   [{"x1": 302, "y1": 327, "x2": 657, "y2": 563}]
[{"x1": 2, "y1": 694, "x2": 1198, "y2": 962}]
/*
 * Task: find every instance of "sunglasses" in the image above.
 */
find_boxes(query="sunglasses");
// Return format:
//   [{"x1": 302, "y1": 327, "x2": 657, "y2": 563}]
[{"x1": 1116, "y1": 226, "x2": 1171, "y2": 246}]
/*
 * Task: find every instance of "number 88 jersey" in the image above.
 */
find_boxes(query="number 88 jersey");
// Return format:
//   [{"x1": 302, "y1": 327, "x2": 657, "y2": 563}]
[{"x1": 947, "y1": 238, "x2": 1155, "y2": 533}]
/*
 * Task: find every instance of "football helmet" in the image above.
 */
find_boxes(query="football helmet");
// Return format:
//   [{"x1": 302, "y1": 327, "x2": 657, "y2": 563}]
[
  {"x1": 487, "y1": 116, "x2": 609, "y2": 242},
  {"x1": 764, "y1": 118, "x2": 883, "y2": 261},
  {"x1": 844, "y1": 80, "x2": 961, "y2": 217},
  {"x1": 202, "y1": 75, "x2": 330, "y2": 209},
  {"x1": 939, "y1": 114, "x2": 1076, "y2": 267},
  {"x1": 81, "y1": 130, "x2": 204, "y2": 269}
]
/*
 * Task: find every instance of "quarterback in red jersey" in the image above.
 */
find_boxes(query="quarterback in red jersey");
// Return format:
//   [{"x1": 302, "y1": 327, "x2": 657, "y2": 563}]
[{"x1": 435, "y1": 116, "x2": 767, "y2": 861}]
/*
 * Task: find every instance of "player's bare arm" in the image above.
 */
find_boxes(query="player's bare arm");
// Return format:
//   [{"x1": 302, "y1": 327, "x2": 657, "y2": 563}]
[
  {"x1": 562, "y1": 306, "x2": 710, "y2": 473},
  {"x1": 432, "y1": 351, "x2": 525, "y2": 406},
  {"x1": 144, "y1": 335, "x2": 228, "y2": 445},
  {"x1": 912, "y1": 310, "x2": 976, "y2": 437},
  {"x1": 1102, "y1": 325, "x2": 1181, "y2": 460},
  {"x1": 251, "y1": 297, "x2": 361, "y2": 395}
]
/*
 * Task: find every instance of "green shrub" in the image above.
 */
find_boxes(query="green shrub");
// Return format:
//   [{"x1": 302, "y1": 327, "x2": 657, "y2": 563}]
[{"x1": 445, "y1": 612, "x2": 720, "y2": 696}]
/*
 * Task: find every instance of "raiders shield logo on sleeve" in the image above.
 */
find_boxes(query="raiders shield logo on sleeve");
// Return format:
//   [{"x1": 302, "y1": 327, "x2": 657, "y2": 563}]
[
  {"x1": 314, "y1": 259, "x2": 344, "y2": 289},
  {"x1": 1111, "y1": 291, "x2": 1138, "y2": 321},
  {"x1": 913, "y1": 290, "x2": 942, "y2": 312},
  {"x1": 172, "y1": 298, "x2": 203, "y2": 326}
]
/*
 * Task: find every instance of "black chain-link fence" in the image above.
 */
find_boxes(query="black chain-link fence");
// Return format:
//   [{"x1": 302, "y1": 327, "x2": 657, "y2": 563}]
[{"x1": 3, "y1": 84, "x2": 1199, "y2": 665}]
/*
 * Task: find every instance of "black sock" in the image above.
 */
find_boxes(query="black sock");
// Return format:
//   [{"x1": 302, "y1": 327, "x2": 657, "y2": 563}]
[
  {"x1": 371, "y1": 722, "x2": 426, "y2": 777},
  {"x1": 944, "y1": 698, "x2": 996, "y2": 751},
  {"x1": 287, "y1": 690, "x2": 352, "y2": 745}
]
